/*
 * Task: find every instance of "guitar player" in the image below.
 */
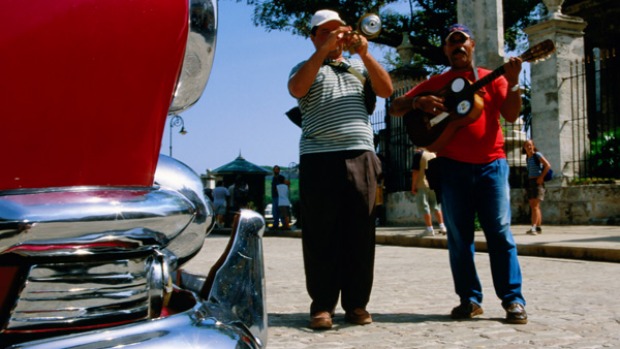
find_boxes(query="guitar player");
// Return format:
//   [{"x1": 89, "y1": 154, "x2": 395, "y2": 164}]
[{"x1": 389, "y1": 24, "x2": 528, "y2": 325}]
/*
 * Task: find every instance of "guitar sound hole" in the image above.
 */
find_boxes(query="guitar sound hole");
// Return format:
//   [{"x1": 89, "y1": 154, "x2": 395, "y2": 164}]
[
  {"x1": 451, "y1": 78, "x2": 466, "y2": 93},
  {"x1": 456, "y1": 100, "x2": 472, "y2": 115}
]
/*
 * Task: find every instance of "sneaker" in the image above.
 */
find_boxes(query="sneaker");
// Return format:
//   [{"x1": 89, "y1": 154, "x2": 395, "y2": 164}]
[
  {"x1": 421, "y1": 228, "x2": 435, "y2": 237},
  {"x1": 345, "y1": 308, "x2": 372, "y2": 325},
  {"x1": 439, "y1": 226, "x2": 447, "y2": 235},
  {"x1": 526, "y1": 229, "x2": 537, "y2": 235},
  {"x1": 505, "y1": 303, "x2": 528, "y2": 324},
  {"x1": 536, "y1": 226, "x2": 542, "y2": 234},
  {"x1": 309, "y1": 311, "x2": 333, "y2": 330},
  {"x1": 450, "y1": 302, "x2": 484, "y2": 319}
]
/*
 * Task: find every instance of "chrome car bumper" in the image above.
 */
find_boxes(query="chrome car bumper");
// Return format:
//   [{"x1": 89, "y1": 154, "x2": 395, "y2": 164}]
[{"x1": 1, "y1": 156, "x2": 267, "y2": 348}]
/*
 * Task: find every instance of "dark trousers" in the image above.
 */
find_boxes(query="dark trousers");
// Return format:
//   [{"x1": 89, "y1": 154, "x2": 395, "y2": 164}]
[{"x1": 299, "y1": 150, "x2": 380, "y2": 315}]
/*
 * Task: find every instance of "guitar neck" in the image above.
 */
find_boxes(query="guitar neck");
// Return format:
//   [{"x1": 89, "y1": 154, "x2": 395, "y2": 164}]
[
  {"x1": 468, "y1": 40, "x2": 553, "y2": 92},
  {"x1": 470, "y1": 66, "x2": 506, "y2": 92}
]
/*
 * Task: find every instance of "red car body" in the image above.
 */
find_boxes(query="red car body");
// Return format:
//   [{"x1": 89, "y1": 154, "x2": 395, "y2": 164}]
[{"x1": 0, "y1": 1, "x2": 267, "y2": 348}]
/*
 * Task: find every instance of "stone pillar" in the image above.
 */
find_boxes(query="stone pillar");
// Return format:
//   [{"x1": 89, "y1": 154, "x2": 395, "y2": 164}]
[
  {"x1": 457, "y1": 0, "x2": 505, "y2": 68},
  {"x1": 457, "y1": 0, "x2": 526, "y2": 168},
  {"x1": 524, "y1": 0, "x2": 587, "y2": 184}
]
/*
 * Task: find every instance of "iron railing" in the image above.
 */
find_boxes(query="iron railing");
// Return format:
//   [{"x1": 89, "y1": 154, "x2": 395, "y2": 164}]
[{"x1": 562, "y1": 48, "x2": 619, "y2": 182}]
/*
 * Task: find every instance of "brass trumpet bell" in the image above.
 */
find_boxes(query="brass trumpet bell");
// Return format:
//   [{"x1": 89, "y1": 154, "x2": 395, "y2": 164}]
[{"x1": 357, "y1": 13, "x2": 381, "y2": 39}]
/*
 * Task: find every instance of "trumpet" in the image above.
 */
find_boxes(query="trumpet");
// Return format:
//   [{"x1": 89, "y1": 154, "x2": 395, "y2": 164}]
[
  {"x1": 356, "y1": 13, "x2": 382, "y2": 39},
  {"x1": 343, "y1": 13, "x2": 382, "y2": 53}
]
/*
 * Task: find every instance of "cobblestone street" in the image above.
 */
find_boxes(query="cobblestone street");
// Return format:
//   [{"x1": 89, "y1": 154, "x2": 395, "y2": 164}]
[{"x1": 185, "y1": 234, "x2": 620, "y2": 348}]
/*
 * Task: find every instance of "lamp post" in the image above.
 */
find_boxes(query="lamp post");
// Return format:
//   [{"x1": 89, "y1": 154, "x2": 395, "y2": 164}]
[{"x1": 169, "y1": 115, "x2": 187, "y2": 157}]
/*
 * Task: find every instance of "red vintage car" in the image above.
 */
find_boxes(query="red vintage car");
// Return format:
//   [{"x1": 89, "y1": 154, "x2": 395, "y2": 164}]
[{"x1": 0, "y1": 0, "x2": 267, "y2": 348}]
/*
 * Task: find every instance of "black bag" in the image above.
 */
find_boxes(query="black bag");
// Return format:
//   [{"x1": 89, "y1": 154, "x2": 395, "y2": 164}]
[
  {"x1": 364, "y1": 78, "x2": 377, "y2": 115},
  {"x1": 285, "y1": 107, "x2": 302, "y2": 128}
]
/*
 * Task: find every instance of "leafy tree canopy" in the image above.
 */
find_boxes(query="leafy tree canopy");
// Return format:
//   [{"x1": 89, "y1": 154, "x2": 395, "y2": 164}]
[{"x1": 239, "y1": 0, "x2": 544, "y2": 68}]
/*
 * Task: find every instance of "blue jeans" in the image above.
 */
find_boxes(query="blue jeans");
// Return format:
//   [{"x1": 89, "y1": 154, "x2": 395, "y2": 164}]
[
  {"x1": 437, "y1": 157, "x2": 525, "y2": 308},
  {"x1": 272, "y1": 197, "x2": 280, "y2": 227}
]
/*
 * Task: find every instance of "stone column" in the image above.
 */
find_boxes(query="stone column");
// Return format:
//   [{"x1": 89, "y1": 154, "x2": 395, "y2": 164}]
[
  {"x1": 524, "y1": 0, "x2": 587, "y2": 184},
  {"x1": 457, "y1": 0, "x2": 505, "y2": 68}
]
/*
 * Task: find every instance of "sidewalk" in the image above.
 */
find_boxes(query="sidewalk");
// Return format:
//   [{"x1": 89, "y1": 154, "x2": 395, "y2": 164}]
[{"x1": 261, "y1": 224, "x2": 620, "y2": 263}]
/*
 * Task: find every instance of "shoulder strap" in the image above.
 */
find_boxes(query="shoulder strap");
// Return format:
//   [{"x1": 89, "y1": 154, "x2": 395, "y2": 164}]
[
  {"x1": 328, "y1": 61, "x2": 366, "y2": 84},
  {"x1": 533, "y1": 153, "x2": 542, "y2": 166},
  {"x1": 471, "y1": 56, "x2": 479, "y2": 81}
]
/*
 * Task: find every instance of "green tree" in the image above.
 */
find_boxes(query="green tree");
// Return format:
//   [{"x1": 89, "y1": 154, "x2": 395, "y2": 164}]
[{"x1": 238, "y1": 0, "x2": 545, "y2": 68}]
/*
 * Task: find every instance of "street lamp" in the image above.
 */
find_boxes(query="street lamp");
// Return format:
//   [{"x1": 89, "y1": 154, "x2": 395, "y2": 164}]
[{"x1": 169, "y1": 114, "x2": 187, "y2": 157}]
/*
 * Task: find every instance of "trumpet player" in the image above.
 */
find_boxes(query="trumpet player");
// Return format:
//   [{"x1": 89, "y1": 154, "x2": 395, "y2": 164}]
[{"x1": 288, "y1": 9, "x2": 393, "y2": 330}]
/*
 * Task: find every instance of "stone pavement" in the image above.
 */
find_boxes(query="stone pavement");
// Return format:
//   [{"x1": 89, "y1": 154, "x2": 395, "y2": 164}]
[{"x1": 185, "y1": 224, "x2": 620, "y2": 348}]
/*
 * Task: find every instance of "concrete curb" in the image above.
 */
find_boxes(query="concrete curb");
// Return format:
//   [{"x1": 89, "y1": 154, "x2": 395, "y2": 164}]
[
  {"x1": 218, "y1": 227, "x2": 620, "y2": 263},
  {"x1": 373, "y1": 234, "x2": 620, "y2": 263}
]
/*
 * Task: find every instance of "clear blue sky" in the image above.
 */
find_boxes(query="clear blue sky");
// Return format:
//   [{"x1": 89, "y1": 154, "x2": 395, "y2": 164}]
[{"x1": 160, "y1": 1, "x2": 391, "y2": 175}]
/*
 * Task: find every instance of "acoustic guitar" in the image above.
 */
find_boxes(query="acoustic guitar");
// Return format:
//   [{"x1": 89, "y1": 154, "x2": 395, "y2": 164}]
[{"x1": 403, "y1": 39, "x2": 555, "y2": 150}]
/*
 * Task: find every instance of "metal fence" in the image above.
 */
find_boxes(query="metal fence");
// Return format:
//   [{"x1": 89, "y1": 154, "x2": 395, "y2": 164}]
[
  {"x1": 371, "y1": 85, "x2": 417, "y2": 193},
  {"x1": 560, "y1": 48, "x2": 619, "y2": 182}
]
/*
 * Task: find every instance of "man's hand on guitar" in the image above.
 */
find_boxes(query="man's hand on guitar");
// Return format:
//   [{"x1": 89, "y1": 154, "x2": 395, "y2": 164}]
[
  {"x1": 503, "y1": 57, "x2": 523, "y2": 86},
  {"x1": 413, "y1": 95, "x2": 447, "y2": 116},
  {"x1": 501, "y1": 57, "x2": 524, "y2": 122}
]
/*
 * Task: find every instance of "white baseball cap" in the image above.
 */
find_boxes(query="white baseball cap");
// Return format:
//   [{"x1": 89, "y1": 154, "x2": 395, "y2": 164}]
[{"x1": 310, "y1": 9, "x2": 346, "y2": 28}]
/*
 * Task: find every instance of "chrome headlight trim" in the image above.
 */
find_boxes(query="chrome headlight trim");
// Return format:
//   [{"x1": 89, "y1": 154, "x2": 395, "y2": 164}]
[{"x1": 169, "y1": 0, "x2": 218, "y2": 114}]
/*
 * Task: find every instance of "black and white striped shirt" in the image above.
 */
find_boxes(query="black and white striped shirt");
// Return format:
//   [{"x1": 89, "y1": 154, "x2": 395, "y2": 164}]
[{"x1": 290, "y1": 58, "x2": 374, "y2": 155}]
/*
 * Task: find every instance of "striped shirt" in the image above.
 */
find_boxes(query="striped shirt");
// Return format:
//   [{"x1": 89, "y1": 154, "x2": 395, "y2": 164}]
[{"x1": 289, "y1": 58, "x2": 375, "y2": 155}]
